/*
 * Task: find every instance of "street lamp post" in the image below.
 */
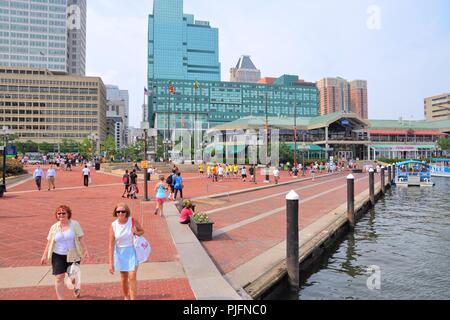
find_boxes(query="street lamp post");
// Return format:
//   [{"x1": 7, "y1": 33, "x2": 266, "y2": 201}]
[
  {"x1": 88, "y1": 133, "x2": 99, "y2": 165},
  {"x1": 293, "y1": 101, "x2": 298, "y2": 167},
  {"x1": 1, "y1": 126, "x2": 13, "y2": 196},
  {"x1": 264, "y1": 92, "x2": 270, "y2": 183}
]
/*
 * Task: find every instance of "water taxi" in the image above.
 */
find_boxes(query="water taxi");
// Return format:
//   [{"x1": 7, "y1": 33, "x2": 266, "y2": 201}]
[
  {"x1": 430, "y1": 158, "x2": 450, "y2": 178},
  {"x1": 395, "y1": 160, "x2": 434, "y2": 187}
]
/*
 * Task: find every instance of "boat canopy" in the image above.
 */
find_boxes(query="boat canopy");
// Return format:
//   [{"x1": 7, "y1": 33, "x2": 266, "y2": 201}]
[{"x1": 396, "y1": 160, "x2": 430, "y2": 168}]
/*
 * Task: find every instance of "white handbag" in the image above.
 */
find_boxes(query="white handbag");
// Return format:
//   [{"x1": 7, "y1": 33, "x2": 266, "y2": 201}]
[{"x1": 132, "y1": 218, "x2": 151, "y2": 264}]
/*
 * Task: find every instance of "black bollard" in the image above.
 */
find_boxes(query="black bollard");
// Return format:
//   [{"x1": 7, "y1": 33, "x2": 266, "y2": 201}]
[
  {"x1": 347, "y1": 174, "x2": 355, "y2": 229},
  {"x1": 381, "y1": 166, "x2": 386, "y2": 194},
  {"x1": 369, "y1": 168, "x2": 375, "y2": 206},
  {"x1": 286, "y1": 190, "x2": 300, "y2": 292},
  {"x1": 393, "y1": 164, "x2": 396, "y2": 182},
  {"x1": 388, "y1": 165, "x2": 392, "y2": 185},
  {"x1": 144, "y1": 170, "x2": 150, "y2": 202}
]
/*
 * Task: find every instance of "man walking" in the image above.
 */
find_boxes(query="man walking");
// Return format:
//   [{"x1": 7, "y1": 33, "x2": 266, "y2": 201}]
[
  {"x1": 46, "y1": 165, "x2": 56, "y2": 191},
  {"x1": 129, "y1": 169, "x2": 138, "y2": 199},
  {"x1": 273, "y1": 167, "x2": 280, "y2": 185},
  {"x1": 82, "y1": 165, "x2": 90, "y2": 187},
  {"x1": 33, "y1": 165, "x2": 44, "y2": 191}
]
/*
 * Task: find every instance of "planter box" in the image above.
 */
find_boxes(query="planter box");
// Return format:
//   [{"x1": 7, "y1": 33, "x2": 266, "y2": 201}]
[{"x1": 189, "y1": 219, "x2": 214, "y2": 241}]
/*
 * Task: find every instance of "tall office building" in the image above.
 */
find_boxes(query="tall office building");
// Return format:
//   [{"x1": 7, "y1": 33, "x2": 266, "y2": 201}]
[
  {"x1": 148, "y1": 0, "x2": 221, "y2": 82},
  {"x1": 350, "y1": 80, "x2": 368, "y2": 119},
  {"x1": 317, "y1": 77, "x2": 368, "y2": 119},
  {"x1": 317, "y1": 77, "x2": 351, "y2": 115},
  {"x1": 67, "y1": 0, "x2": 86, "y2": 75},
  {"x1": 230, "y1": 55, "x2": 261, "y2": 83},
  {"x1": 0, "y1": 66, "x2": 106, "y2": 143},
  {"x1": 106, "y1": 85, "x2": 129, "y2": 148},
  {"x1": 0, "y1": 0, "x2": 86, "y2": 75},
  {"x1": 424, "y1": 93, "x2": 450, "y2": 121}
]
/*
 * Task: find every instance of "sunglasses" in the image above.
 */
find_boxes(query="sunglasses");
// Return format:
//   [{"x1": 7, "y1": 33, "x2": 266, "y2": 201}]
[
  {"x1": 116, "y1": 210, "x2": 127, "y2": 214},
  {"x1": 57, "y1": 212, "x2": 67, "y2": 216}
]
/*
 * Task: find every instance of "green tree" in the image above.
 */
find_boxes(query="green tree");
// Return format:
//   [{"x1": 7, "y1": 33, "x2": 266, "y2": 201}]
[
  {"x1": 101, "y1": 135, "x2": 117, "y2": 159},
  {"x1": 39, "y1": 142, "x2": 54, "y2": 154},
  {"x1": 438, "y1": 137, "x2": 450, "y2": 151},
  {"x1": 279, "y1": 143, "x2": 294, "y2": 164},
  {"x1": 79, "y1": 138, "x2": 92, "y2": 159},
  {"x1": 156, "y1": 137, "x2": 164, "y2": 160},
  {"x1": 60, "y1": 139, "x2": 80, "y2": 153}
]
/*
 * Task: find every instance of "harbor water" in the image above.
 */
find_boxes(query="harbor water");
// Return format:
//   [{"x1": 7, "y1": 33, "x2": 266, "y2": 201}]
[{"x1": 268, "y1": 177, "x2": 450, "y2": 300}]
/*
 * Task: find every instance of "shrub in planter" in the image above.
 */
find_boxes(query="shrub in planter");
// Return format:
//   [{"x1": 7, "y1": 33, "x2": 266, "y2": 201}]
[
  {"x1": 1, "y1": 158, "x2": 26, "y2": 176},
  {"x1": 190, "y1": 212, "x2": 214, "y2": 241}
]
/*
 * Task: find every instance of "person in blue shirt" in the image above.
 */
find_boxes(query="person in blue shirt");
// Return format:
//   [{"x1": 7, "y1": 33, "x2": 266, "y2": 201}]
[
  {"x1": 33, "y1": 165, "x2": 44, "y2": 191},
  {"x1": 46, "y1": 165, "x2": 57, "y2": 191},
  {"x1": 173, "y1": 172, "x2": 184, "y2": 201}
]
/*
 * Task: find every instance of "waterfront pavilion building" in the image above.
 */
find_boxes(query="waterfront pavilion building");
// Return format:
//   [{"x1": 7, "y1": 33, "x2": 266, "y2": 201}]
[{"x1": 206, "y1": 112, "x2": 450, "y2": 163}]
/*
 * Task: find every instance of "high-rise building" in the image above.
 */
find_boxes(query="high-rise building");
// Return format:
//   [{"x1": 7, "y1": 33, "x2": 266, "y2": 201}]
[
  {"x1": 67, "y1": 0, "x2": 86, "y2": 75},
  {"x1": 317, "y1": 77, "x2": 351, "y2": 115},
  {"x1": 148, "y1": 0, "x2": 221, "y2": 82},
  {"x1": 317, "y1": 77, "x2": 368, "y2": 119},
  {"x1": 106, "y1": 85, "x2": 129, "y2": 148},
  {"x1": 0, "y1": 0, "x2": 87, "y2": 75},
  {"x1": 350, "y1": 80, "x2": 368, "y2": 119},
  {"x1": 424, "y1": 93, "x2": 450, "y2": 121},
  {"x1": 230, "y1": 55, "x2": 261, "y2": 83},
  {"x1": 0, "y1": 66, "x2": 106, "y2": 143}
]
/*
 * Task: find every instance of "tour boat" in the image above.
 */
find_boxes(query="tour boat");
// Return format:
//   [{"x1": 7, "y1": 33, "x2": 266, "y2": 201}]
[
  {"x1": 395, "y1": 160, "x2": 434, "y2": 187},
  {"x1": 430, "y1": 158, "x2": 450, "y2": 178}
]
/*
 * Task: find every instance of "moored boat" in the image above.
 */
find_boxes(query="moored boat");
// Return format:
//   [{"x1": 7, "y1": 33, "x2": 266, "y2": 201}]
[
  {"x1": 395, "y1": 160, "x2": 434, "y2": 187},
  {"x1": 430, "y1": 158, "x2": 450, "y2": 178}
]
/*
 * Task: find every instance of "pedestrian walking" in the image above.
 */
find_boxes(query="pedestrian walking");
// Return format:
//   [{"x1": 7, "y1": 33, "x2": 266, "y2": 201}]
[
  {"x1": 241, "y1": 166, "x2": 247, "y2": 182},
  {"x1": 218, "y1": 165, "x2": 224, "y2": 182},
  {"x1": 154, "y1": 175, "x2": 167, "y2": 217},
  {"x1": 82, "y1": 165, "x2": 90, "y2": 187},
  {"x1": 46, "y1": 165, "x2": 57, "y2": 191},
  {"x1": 122, "y1": 170, "x2": 131, "y2": 198},
  {"x1": 129, "y1": 170, "x2": 138, "y2": 199},
  {"x1": 173, "y1": 172, "x2": 184, "y2": 201},
  {"x1": 249, "y1": 165, "x2": 255, "y2": 181},
  {"x1": 109, "y1": 203, "x2": 144, "y2": 300},
  {"x1": 33, "y1": 165, "x2": 44, "y2": 191},
  {"x1": 273, "y1": 167, "x2": 280, "y2": 184},
  {"x1": 166, "y1": 170, "x2": 176, "y2": 200},
  {"x1": 40, "y1": 205, "x2": 91, "y2": 300},
  {"x1": 147, "y1": 167, "x2": 154, "y2": 182}
]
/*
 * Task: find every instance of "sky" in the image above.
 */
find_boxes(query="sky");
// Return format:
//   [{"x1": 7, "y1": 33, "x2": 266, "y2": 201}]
[{"x1": 86, "y1": 0, "x2": 450, "y2": 128}]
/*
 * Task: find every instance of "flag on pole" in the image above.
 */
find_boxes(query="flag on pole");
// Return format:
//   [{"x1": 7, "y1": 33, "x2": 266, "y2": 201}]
[
  {"x1": 144, "y1": 87, "x2": 149, "y2": 96},
  {"x1": 194, "y1": 80, "x2": 199, "y2": 91}
]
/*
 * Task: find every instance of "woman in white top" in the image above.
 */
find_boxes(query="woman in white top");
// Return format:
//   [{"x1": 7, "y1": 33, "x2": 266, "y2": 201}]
[
  {"x1": 41, "y1": 205, "x2": 90, "y2": 300},
  {"x1": 109, "y1": 203, "x2": 144, "y2": 300}
]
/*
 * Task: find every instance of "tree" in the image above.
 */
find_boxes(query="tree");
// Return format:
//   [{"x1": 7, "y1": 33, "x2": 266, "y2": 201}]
[
  {"x1": 79, "y1": 138, "x2": 92, "y2": 159},
  {"x1": 60, "y1": 139, "x2": 80, "y2": 153},
  {"x1": 101, "y1": 135, "x2": 117, "y2": 159},
  {"x1": 279, "y1": 143, "x2": 294, "y2": 164},
  {"x1": 38, "y1": 142, "x2": 54, "y2": 154},
  {"x1": 156, "y1": 137, "x2": 164, "y2": 161},
  {"x1": 438, "y1": 137, "x2": 450, "y2": 151}
]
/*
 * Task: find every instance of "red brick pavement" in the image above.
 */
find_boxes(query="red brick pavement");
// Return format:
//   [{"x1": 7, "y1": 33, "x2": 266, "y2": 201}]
[
  {"x1": 200, "y1": 173, "x2": 381, "y2": 274},
  {"x1": 0, "y1": 164, "x2": 377, "y2": 300}
]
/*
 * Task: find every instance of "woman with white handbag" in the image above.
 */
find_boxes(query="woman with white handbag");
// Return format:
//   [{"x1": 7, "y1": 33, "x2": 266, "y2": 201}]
[
  {"x1": 40, "y1": 205, "x2": 91, "y2": 300},
  {"x1": 109, "y1": 203, "x2": 146, "y2": 300}
]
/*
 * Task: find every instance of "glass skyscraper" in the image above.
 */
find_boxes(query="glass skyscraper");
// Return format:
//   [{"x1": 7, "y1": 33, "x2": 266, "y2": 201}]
[
  {"x1": 0, "y1": 0, "x2": 86, "y2": 74},
  {"x1": 147, "y1": 0, "x2": 319, "y2": 135},
  {"x1": 148, "y1": 0, "x2": 221, "y2": 81}
]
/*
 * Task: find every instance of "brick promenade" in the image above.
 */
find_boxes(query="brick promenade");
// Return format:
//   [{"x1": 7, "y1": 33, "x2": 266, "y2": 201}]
[{"x1": 0, "y1": 164, "x2": 376, "y2": 300}]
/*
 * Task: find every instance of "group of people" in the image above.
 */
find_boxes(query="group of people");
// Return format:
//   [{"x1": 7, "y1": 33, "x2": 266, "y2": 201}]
[
  {"x1": 33, "y1": 164, "x2": 92, "y2": 191},
  {"x1": 201, "y1": 163, "x2": 259, "y2": 183},
  {"x1": 41, "y1": 203, "x2": 145, "y2": 300}
]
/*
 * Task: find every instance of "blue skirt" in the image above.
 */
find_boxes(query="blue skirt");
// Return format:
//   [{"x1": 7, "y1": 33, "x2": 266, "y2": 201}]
[{"x1": 114, "y1": 246, "x2": 138, "y2": 272}]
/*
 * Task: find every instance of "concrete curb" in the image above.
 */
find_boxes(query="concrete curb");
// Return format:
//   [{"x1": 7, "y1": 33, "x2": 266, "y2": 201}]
[{"x1": 164, "y1": 202, "x2": 243, "y2": 300}]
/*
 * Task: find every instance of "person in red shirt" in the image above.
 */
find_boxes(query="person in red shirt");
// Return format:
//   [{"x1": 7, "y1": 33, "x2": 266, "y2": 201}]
[{"x1": 179, "y1": 201, "x2": 194, "y2": 224}]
